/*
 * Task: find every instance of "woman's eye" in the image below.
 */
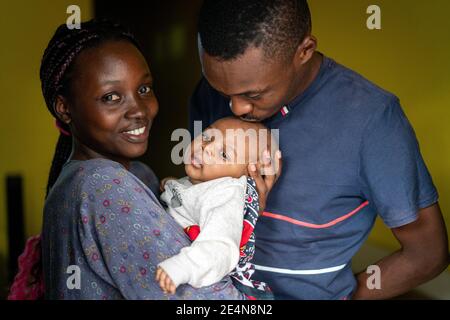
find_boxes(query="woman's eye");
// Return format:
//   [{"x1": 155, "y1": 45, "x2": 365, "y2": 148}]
[
  {"x1": 102, "y1": 93, "x2": 120, "y2": 102},
  {"x1": 139, "y1": 85, "x2": 152, "y2": 95}
]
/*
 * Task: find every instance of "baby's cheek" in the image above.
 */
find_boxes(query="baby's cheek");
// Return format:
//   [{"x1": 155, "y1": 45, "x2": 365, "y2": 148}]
[
  {"x1": 224, "y1": 163, "x2": 248, "y2": 179},
  {"x1": 237, "y1": 163, "x2": 250, "y2": 177}
]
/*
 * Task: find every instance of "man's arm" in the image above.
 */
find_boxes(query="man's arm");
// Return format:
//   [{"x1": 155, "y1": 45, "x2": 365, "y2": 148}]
[{"x1": 353, "y1": 203, "x2": 449, "y2": 299}]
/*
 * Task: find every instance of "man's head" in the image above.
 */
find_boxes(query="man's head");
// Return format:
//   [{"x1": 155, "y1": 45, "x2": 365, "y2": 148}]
[
  {"x1": 185, "y1": 117, "x2": 276, "y2": 183},
  {"x1": 198, "y1": 0, "x2": 317, "y2": 122}
]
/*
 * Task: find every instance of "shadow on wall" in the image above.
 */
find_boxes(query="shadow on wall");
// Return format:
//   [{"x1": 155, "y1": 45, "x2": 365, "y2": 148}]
[{"x1": 95, "y1": 0, "x2": 204, "y2": 179}]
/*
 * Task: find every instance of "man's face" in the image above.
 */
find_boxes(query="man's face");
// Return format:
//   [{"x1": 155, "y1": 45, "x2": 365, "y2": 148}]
[{"x1": 200, "y1": 45, "x2": 299, "y2": 122}]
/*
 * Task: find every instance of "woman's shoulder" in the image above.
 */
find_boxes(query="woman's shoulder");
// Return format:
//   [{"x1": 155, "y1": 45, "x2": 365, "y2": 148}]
[
  {"x1": 53, "y1": 159, "x2": 160, "y2": 207},
  {"x1": 61, "y1": 159, "x2": 159, "y2": 203},
  {"x1": 46, "y1": 159, "x2": 120, "y2": 198},
  {"x1": 64, "y1": 158, "x2": 128, "y2": 178},
  {"x1": 59, "y1": 159, "x2": 143, "y2": 191}
]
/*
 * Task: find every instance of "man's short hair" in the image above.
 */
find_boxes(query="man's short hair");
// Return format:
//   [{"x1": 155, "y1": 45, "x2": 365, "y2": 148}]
[{"x1": 198, "y1": 0, "x2": 312, "y2": 61}]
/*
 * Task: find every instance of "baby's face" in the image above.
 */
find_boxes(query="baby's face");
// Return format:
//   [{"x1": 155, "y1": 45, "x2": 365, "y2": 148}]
[{"x1": 185, "y1": 118, "x2": 268, "y2": 183}]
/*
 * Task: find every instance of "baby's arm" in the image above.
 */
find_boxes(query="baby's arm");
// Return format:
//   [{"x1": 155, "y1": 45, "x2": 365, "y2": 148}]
[{"x1": 156, "y1": 181, "x2": 245, "y2": 292}]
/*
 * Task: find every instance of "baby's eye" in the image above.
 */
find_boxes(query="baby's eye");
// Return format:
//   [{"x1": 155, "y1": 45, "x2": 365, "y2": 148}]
[
  {"x1": 221, "y1": 151, "x2": 228, "y2": 160},
  {"x1": 102, "y1": 93, "x2": 121, "y2": 102},
  {"x1": 139, "y1": 85, "x2": 152, "y2": 95}
]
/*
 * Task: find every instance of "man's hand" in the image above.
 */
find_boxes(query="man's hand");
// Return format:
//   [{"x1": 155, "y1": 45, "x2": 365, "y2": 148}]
[
  {"x1": 248, "y1": 150, "x2": 282, "y2": 212},
  {"x1": 155, "y1": 266, "x2": 177, "y2": 294},
  {"x1": 353, "y1": 203, "x2": 449, "y2": 299}
]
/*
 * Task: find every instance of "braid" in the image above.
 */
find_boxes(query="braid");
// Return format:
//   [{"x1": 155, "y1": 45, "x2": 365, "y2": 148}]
[
  {"x1": 41, "y1": 19, "x2": 140, "y2": 197},
  {"x1": 46, "y1": 135, "x2": 72, "y2": 197}
]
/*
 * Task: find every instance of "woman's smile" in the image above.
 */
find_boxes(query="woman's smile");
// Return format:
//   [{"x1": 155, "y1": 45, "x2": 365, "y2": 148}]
[{"x1": 121, "y1": 121, "x2": 151, "y2": 143}]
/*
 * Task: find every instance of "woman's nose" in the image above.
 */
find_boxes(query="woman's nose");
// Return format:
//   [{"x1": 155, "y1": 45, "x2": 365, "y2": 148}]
[
  {"x1": 125, "y1": 96, "x2": 148, "y2": 119},
  {"x1": 230, "y1": 97, "x2": 253, "y2": 117}
]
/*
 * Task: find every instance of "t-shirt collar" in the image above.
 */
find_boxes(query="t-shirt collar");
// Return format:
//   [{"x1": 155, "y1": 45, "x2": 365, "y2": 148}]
[{"x1": 265, "y1": 52, "x2": 331, "y2": 124}]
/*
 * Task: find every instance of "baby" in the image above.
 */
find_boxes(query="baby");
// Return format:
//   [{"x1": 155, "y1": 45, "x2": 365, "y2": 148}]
[{"x1": 155, "y1": 116, "x2": 278, "y2": 299}]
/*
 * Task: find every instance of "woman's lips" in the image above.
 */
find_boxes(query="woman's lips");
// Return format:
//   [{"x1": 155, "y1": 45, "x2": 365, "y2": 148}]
[{"x1": 121, "y1": 125, "x2": 149, "y2": 143}]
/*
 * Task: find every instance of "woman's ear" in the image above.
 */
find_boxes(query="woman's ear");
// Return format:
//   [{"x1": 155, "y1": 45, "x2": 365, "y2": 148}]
[{"x1": 54, "y1": 95, "x2": 72, "y2": 124}]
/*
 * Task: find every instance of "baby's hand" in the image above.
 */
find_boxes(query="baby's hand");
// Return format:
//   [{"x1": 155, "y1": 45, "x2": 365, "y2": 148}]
[
  {"x1": 155, "y1": 266, "x2": 177, "y2": 294},
  {"x1": 160, "y1": 176, "x2": 177, "y2": 192}
]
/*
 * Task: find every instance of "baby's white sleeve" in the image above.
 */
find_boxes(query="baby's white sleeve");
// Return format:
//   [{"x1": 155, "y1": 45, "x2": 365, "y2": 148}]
[
  {"x1": 158, "y1": 180, "x2": 245, "y2": 288},
  {"x1": 160, "y1": 178, "x2": 196, "y2": 228}
]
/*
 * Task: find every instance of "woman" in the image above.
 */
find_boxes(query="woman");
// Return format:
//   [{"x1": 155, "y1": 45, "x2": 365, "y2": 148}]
[{"x1": 10, "y1": 19, "x2": 245, "y2": 300}]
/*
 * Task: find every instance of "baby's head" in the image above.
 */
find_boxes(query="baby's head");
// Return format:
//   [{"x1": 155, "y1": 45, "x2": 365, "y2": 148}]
[{"x1": 185, "y1": 117, "x2": 277, "y2": 183}]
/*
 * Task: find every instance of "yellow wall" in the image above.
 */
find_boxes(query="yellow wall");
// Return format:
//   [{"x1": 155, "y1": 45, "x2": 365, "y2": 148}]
[
  {"x1": 0, "y1": 0, "x2": 93, "y2": 287},
  {"x1": 309, "y1": 0, "x2": 450, "y2": 260}
]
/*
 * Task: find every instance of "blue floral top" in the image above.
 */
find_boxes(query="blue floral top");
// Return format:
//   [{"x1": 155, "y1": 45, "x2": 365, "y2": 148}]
[{"x1": 42, "y1": 158, "x2": 244, "y2": 300}]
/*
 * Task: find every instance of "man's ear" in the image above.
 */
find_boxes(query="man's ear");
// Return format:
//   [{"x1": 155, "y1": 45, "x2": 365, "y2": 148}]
[
  {"x1": 293, "y1": 34, "x2": 317, "y2": 66},
  {"x1": 54, "y1": 95, "x2": 72, "y2": 124}
]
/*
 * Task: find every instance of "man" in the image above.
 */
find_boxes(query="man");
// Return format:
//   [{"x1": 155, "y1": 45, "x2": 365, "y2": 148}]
[{"x1": 189, "y1": 0, "x2": 448, "y2": 299}]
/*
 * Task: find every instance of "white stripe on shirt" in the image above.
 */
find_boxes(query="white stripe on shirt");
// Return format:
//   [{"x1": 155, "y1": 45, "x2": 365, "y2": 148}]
[{"x1": 254, "y1": 263, "x2": 347, "y2": 275}]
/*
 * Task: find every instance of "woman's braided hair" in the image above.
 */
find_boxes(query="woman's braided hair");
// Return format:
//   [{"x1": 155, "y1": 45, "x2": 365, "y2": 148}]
[{"x1": 40, "y1": 19, "x2": 140, "y2": 197}]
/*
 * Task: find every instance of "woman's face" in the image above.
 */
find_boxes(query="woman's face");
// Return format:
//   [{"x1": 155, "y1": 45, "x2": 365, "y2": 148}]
[{"x1": 61, "y1": 40, "x2": 158, "y2": 167}]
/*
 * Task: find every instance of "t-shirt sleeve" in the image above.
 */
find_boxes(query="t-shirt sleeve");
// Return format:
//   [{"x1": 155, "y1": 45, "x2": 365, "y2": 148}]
[
  {"x1": 76, "y1": 165, "x2": 242, "y2": 299},
  {"x1": 359, "y1": 97, "x2": 438, "y2": 228}
]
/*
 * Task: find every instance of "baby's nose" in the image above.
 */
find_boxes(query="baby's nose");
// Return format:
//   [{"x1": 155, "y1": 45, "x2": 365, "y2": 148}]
[{"x1": 203, "y1": 142, "x2": 214, "y2": 156}]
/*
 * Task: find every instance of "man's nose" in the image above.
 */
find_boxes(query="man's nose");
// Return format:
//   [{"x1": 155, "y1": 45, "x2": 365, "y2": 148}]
[{"x1": 229, "y1": 97, "x2": 253, "y2": 117}]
